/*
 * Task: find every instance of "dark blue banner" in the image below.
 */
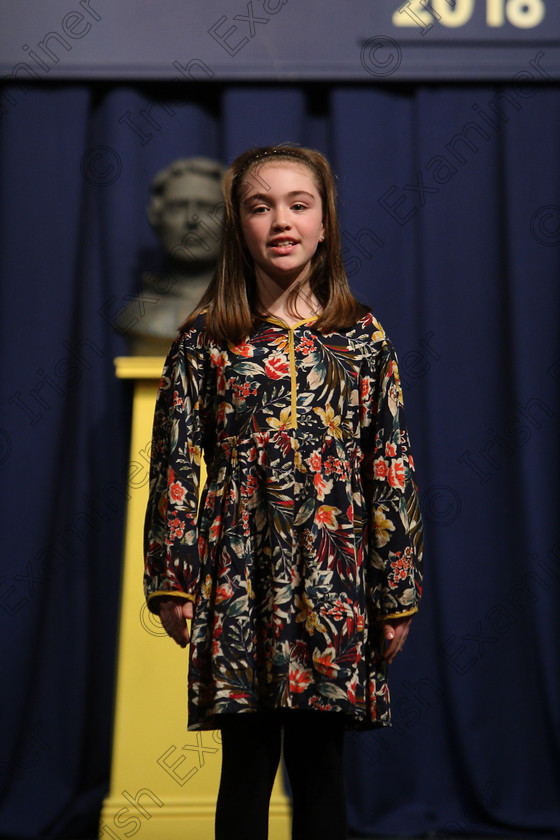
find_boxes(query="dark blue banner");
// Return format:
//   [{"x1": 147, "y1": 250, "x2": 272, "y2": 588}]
[{"x1": 1, "y1": 0, "x2": 559, "y2": 82}]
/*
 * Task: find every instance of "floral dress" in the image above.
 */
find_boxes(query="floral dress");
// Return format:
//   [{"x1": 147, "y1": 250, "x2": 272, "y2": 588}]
[{"x1": 144, "y1": 310, "x2": 424, "y2": 730}]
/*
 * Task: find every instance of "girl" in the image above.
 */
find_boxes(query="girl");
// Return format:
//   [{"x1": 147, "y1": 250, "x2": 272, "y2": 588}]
[{"x1": 143, "y1": 145, "x2": 424, "y2": 840}]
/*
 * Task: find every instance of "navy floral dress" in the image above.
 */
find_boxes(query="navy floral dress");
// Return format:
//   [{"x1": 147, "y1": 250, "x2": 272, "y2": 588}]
[{"x1": 144, "y1": 310, "x2": 424, "y2": 730}]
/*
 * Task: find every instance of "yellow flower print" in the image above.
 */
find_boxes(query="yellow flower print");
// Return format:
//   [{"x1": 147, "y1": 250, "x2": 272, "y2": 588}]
[
  {"x1": 266, "y1": 407, "x2": 293, "y2": 431},
  {"x1": 201, "y1": 574, "x2": 213, "y2": 601},
  {"x1": 295, "y1": 592, "x2": 326, "y2": 635},
  {"x1": 371, "y1": 316, "x2": 385, "y2": 342},
  {"x1": 387, "y1": 359, "x2": 404, "y2": 414},
  {"x1": 188, "y1": 443, "x2": 201, "y2": 465},
  {"x1": 314, "y1": 404, "x2": 343, "y2": 439},
  {"x1": 373, "y1": 506, "x2": 395, "y2": 547},
  {"x1": 315, "y1": 505, "x2": 341, "y2": 530}
]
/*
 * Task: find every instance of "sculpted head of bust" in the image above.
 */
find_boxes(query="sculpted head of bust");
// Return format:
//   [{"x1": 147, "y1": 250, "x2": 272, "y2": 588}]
[{"x1": 148, "y1": 157, "x2": 225, "y2": 267}]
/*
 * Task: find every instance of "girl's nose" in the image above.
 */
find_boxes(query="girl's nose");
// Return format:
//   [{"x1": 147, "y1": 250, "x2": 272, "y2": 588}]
[
  {"x1": 271, "y1": 204, "x2": 291, "y2": 229},
  {"x1": 272, "y1": 214, "x2": 290, "y2": 230}
]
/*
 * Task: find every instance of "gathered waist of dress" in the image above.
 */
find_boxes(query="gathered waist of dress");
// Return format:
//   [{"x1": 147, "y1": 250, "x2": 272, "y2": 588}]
[
  {"x1": 205, "y1": 429, "x2": 361, "y2": 473},
  {"x1": 214, "y1": 427, "x2": 356, "y2": 450}
]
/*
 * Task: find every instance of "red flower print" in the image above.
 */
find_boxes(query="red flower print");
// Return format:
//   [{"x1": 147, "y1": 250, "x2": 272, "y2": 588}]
[
  {"x1": 389, "y1": 550, "x2": 412, "y2": 588},
  {"x1": 313, "y1": 472, "x2": 331, "y2": 501},
  {"x1": 232, "y1": 381, "x2": 258, "y2": 406},
  {"x1": 315, "y1": 505, "x2": 340, "y2": 529},
  {"x1": 209, "y1": 516, "x2": 222, "y2": 541},
  {"x1": 216, "y1": 401, "x2": 231, "y2": 425},
  {"x1": 388, "y1": 459, "x2": 405, "y2": 491},
  {"x1": 326, "y1": 599, "x2": 346, "y2": 621},
  {"x1": 289, "y1": 665, "x2": 312, "y2": 694},
  {"x1": 169, "y1": 516, "x2": 185, "y2": 540},
  {"x1": 373, "y1": 457, "x2": 388, "y2": 479},
  {"x1": 169, "y1": 478, "x2": 186, "y2": 504},
  {"x1": 215, "y1": 581, "x2": 233, "y2": 604},
  {"x1": 313, "y1": 648, "x2": 338, "y2": 679},
  {"x1": 385, "y1": 442, "x2": 397, "y2": 457},
  {"x1": 310, "y1": 697, "x2": 333, "y2": 711},
  {"x1": 232, "y1": 342, "x2": 253, "y2": 358},
  {"x1": 275, "y1": 430, "x2": 294, "y2": 455},
  {"x1": 309, "y1": 450, "x2": 322, "y2": 472},
  {"x1": 296, "y1": 335, "x2": 315, "y2": 355},
  {"x1": 265, "y1": 354, "x2": 290, "y2": 379},
  {"x1": 245, "y1": 474, "x2": 258, "y2": 497}
]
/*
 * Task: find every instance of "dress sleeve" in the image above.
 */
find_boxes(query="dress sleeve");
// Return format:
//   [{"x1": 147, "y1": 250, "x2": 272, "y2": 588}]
[
  {"x1": 143, "y1": 328, "x2": 208, "y2": 613},
  {"x1": 360, "y1": 335, "x2": 424, "y2": 619}
]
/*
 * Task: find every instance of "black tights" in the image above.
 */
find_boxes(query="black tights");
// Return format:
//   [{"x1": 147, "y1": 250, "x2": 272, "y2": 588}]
[{"x1": 215, "y1": 710, "x2": 347, "y2": 840}]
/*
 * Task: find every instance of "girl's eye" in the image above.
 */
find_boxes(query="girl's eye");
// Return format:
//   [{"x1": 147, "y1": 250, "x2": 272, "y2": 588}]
[{"x1": 292, "y1": 203, "x2": 306, "y2": 211}]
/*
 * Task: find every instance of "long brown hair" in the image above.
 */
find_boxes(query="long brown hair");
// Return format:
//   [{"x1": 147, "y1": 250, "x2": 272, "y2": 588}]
[{"x1": 182, "y1": 144, "x2": 366, "y2": 343}]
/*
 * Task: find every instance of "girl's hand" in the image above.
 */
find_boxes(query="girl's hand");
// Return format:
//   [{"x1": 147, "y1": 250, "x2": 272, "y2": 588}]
[
  {"x1": 382, "y1": 616, "x2": 412, "y2": 664},
  {"x1": 159, "y1": 598, "x2": 194, "y2": 648}
]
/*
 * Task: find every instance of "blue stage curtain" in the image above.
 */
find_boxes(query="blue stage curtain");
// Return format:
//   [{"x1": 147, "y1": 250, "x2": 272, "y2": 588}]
[{"x1": 0, "y1": 80, "x2": 559, "y2": 839}]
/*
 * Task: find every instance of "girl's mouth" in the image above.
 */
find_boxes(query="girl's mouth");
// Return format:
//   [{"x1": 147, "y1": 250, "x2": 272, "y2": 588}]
[{"x1": 268, "y1": 240, "x2": 298, "y2": 252}]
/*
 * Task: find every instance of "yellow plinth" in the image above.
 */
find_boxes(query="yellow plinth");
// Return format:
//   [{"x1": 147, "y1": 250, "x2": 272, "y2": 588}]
[{"x1": 100, "y1": 357, "x2": 291, "y2": 840}]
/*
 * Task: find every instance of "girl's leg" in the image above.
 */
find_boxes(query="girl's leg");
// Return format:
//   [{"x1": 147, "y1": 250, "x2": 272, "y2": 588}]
[
  {"x1": 215, "y1": 712, "x2": 282, "y2": 840},
  {"x1": 282, "y1": 710, "x2": 347, "y2": 840}
]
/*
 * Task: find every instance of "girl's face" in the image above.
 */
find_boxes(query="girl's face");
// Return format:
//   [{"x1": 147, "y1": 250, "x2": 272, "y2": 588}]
[{"x1": 238, "y1": 162, "x2": 324, "y2": 289}]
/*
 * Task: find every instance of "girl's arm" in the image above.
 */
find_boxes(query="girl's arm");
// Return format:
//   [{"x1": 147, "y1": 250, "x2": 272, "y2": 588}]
[
  {"x1": 143, "y1": 330, "x2": 206, "y2": 619},
  {"x1": 361, "y1": 335, "x2": 424, "y2": 627}
]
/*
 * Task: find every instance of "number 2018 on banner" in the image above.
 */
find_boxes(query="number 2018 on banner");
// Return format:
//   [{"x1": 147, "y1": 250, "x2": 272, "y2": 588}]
[{"x1": 394, "y1": 0, "x2": 545, "y2": 29}]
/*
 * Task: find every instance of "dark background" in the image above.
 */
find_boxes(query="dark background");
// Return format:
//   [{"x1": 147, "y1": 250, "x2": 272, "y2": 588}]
[{"x1": 1, "y1": 73, "x2": 559, "y2": 839}]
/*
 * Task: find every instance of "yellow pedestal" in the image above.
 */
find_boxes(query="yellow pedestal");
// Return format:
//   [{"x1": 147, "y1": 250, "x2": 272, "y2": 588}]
[{"x1": 100, "y1": 357, "x2": 291, "y2": 840}]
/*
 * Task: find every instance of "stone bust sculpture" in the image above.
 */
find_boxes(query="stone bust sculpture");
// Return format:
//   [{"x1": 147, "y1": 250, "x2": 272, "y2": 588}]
[{"x1": 116, "y1": 157, "x2": 225, "y2": 355}]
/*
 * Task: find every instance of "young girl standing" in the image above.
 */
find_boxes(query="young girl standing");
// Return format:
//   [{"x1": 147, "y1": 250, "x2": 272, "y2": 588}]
[{"x1": 144, "y1": 145, "x2": 424, "y2": 840}]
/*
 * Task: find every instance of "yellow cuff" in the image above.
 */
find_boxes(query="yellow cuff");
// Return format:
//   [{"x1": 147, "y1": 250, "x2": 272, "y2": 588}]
[
  {"x1": 147, "y1": 590, "x2": 196, "y2": 606},
  {"x1": 377, "y1": 606, "x2": 418, "y2": 621}
]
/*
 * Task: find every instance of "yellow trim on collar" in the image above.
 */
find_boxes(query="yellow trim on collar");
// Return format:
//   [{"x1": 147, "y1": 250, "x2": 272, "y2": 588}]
[{"x1": 264, "y1": 314, "x2": 319, "y2": 329}]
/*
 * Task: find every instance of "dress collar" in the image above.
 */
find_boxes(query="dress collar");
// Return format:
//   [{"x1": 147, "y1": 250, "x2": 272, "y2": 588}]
[{"x1": 263, "y1": 314, "x2": 319, "y2": 329}]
